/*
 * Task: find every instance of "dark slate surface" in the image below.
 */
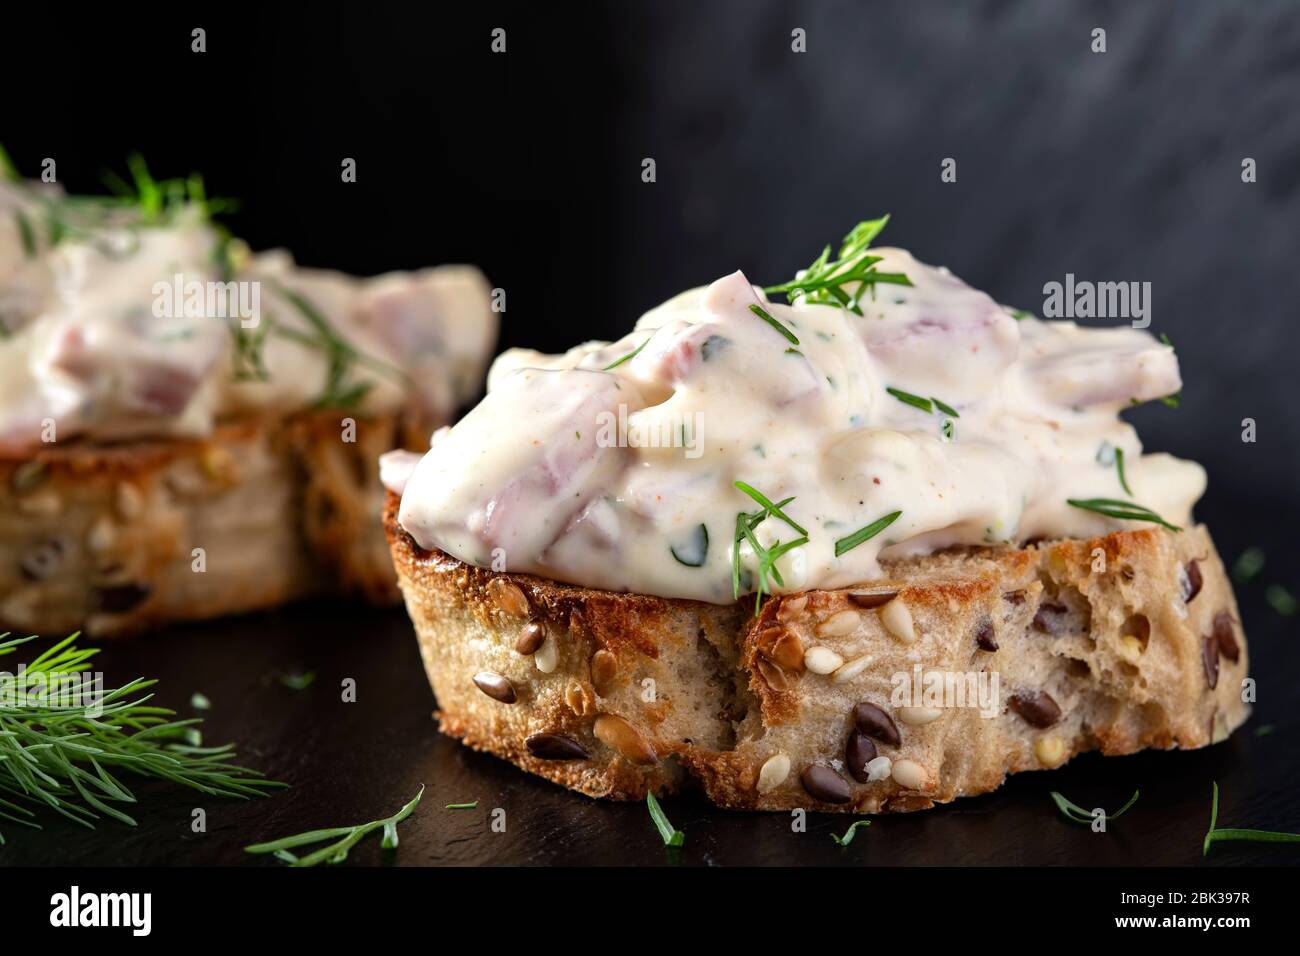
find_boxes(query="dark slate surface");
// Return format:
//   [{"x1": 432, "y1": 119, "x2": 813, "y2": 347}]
[{"x1": 1, "y1": 2, "x2": 1298, "y2": 866}]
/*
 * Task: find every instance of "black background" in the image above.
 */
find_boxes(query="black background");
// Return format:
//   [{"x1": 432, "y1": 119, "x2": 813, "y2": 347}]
[{"x1": 2, "y1": 1, "x2": 1298, "y2": 869}]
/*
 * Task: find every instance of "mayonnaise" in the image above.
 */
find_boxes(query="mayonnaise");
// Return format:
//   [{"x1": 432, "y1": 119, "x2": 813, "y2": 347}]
[
  {"x1": 390, "y1": 246, "x2": 1204, "y2": 604},
  {"x1": 0, "y1": 178, "x2": 497, "y2": 451}
]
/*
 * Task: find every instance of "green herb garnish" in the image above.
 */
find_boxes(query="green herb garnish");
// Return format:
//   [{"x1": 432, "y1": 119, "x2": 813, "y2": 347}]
[
  {"x1": 1066, "y1": 498, "x2": 1180, "y2": 532},
  {"x1": 277, "y1": 671, "x2": 316, "y2": 691},
  {"x1": 646, "y1": 792, "x2": 684, "y2": 847},
  {"x1": 246, "y1": 785, "x2": 424, "y2": 866},
  {"x1": 1233, "y1": 547, "x2": 1265, "y2": 584},
  {"x1": 1115, "y1": 447, "x2": 1133, "y2": 496},
  {"x1": 670, "y1": 524, "x2": 710, "y2": 567},
  {"x1": 1049, "y1": 789, "x2": 1139, "y2": 825},
  {"x1": 734, "y1": 481, "x2": 807, "y2": 536},
  {"x1": 190, "y1": 692, "x2": 211, "y2": 711},
  {"x1": 1203, "y1": 781, "x2": 1300, "y2": 856},
  {"x1": 834, "y1": 510, "x2": 902, "y2": 558},
  {"x1": 603, "y1": 338, "x2": 649, "y2": 371},
  {"x1": 885, "y1": 386, "x2": 960, "y2": 419},
  {"x1": 0, "y1": 632, "x2": 281, "y2": 841},
  {"x1": 1266, "y1": 584, "x2": 1297, "y2": 617},
  {"x1": 445, "y1": 801, "x2": 478, "y2": 810},
  {"x1": 764, "y1": 215, "x2": 912, "y2": 315},
  {"x1": 14, "y1": 209, "x2": 36, "y2": 257},
  {"x1": 830, "y1": 819, "x2": 871, "y2": 846},
  {"x1": 749, "y1": 303, "x2": 799, "y2": 346}
]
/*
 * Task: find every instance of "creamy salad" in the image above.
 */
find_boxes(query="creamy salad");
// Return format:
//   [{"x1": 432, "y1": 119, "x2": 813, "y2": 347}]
[
  {"x1": 0, "y1": 176, "x2": 495, "y2": 451},
  {"x1": 386, "y1": 219, "x2": 1202, "y2": 604}
]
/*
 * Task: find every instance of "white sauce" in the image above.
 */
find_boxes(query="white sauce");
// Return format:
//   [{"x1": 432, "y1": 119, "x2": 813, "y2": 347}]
[
  {"x1": 391, "y1": 247, "x2": 1204, "y2": 604},
  {"x1": 0, "y1": 179, "x2": 496, "y2": 450}
]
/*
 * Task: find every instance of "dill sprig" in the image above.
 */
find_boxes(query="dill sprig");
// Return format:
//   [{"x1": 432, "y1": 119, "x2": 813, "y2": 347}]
[
  {"x1": 646, "y1": 792, "x2": 684, "y2": 847},
  {"x1": 730, "y1": 482, "x2": 809, "y2": 613},
  {"x1": 245, "y1": 785, "x2": 424, "y2": 866},
  {"x1": 602, "y1": 338, "x2": 649, "y2": 371},
  {"x1": 270, "y1": 282, "x2": 409, "y2": 409},
  {"x1": 764, "y1": 215, "x2": 912, "y2": 315},
  {"x1": 834, "y1": 510, "x2": 902, "y2": 558},
  {"x1": 885, "y1": 386, "x2": 960, "y2": 419},
  {"x1": 0, "y1": 633, "x2": 282, "y2": 843},
  {"x1": 830, "y1": 819, "x2": 871, "y2": 846},
  {"x1": 1067, "y1": 497, "x2": 1180, "y2": 532}
]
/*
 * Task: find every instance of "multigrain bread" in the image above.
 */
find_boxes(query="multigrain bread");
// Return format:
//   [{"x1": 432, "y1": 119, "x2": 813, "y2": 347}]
[
  {"x1": 0, "y1": 412, "x2": 423, "y2": 638},
  {"x1": 385, "y1": 492, "x2": 1249, "y2": 812}
]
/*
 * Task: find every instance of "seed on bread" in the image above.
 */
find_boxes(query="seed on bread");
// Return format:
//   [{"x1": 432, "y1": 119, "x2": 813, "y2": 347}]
[
  {"x1": 1034, "y1": 736, "x2": 1068, "y2": 768},
  {"x1": 896, "y1": 706, "x2": 942, "y2": 726},
  {"x1": 846, "y1": 588, "x2": 899, "y2": 609},
  {"x1": 845, "y1": 731, "x2": 877, "y2": 783},
  {"x1": 525, "y1": 732, "x2": 590, "y2": 761},
  {"x1": 1009, "y1": 691, "x2": 1062, "y2": 728},
  {"x1": 756, "y1": 656, "x2": 792, "y2": 690},
  {"x1": 804, "y1": 645, "x2": 844, "y2": 675},
  {"x1": 86, "y1": 516, "x2": 117, "y2": 553},
  {"x1": 564, "y1": 679, "x2": 596, "y2": 716},
  {"x1": 853, "y1": 701, "x2": 902, "y2": 747},
  {"x1": 1202, "y1": 635, "x2": 1220, "y2": 689},
  {"x1": 473, "y1": 671, "x2": 517, "y2": 703},
  {"x1": 487, "y1": 577, "x2": 530, "y2": 618},
  {"x1": 891, "y1": 758, "x2": 929, "y2": 790},
  {"x1": 1181, "y1": 560, "x2": 1203, "y2": 603},
  {"x1": 758, "y1": 625, "x2": 805, "y2": 672},
  {"x1": 17, "y1": 489, "x2": 62, "y2": 517},
  {"x1": 1032, "y1": 602, "x2": 1068, "y2": 634},
  {"x1": 975, "y1": 619, "x2": 998, "y2": 651},
  {"x1": 593, "y1": 714, "x2": 658, "y2": 765},
  {"x1": 1212, "y1": 611, "x2": 1239, "y2": 662},
  {"x1": 115, "y1": 482, "x2": 144, "y2": 520},
  {"x1": 818, "y1": 609, "x2": 860, "y2": 637},
  {"x1": 590, "y1": 649, "x2": 618, "y2": 695},
  {"x1": 1003, "y1": 589, "x2": 1026, "y2": 605},
  {"x1": 879, "y1": 598, "x2": 915, "y2": 643},
  {"x1": 778, "y1": 595, "x2": 808, "y2": 620},
  {"x1": 830, "y1": 654, "x2": 872, "y2": 684},
  {"x1": 757, "y1": 753, "x2": 791, "y2": 793},
  {"x1": 534, "y1": 633, "x2": 559, "y2": 674},
  {"x1": 515, "y1": 620, "x2": 546, "y2": 655},
  {"x1": 800, "y1": 764, "x2": 852, "y2": 804},
  {"x1": 1118, "y1": 634, "x2": 1144, "y2": 662}
]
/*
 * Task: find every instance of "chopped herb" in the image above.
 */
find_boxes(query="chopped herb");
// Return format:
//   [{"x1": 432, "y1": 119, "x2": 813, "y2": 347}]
[
  {"x1": 246, "y1": 785, "x2": 424, "y2": 866},
  {"x1": 731, "y1": 498, "x2": 808, "y2": 614},
  {"x1": 1255, "y1": 724, "x2": 1275, "y2": 737},
  {"x1": 830, "y1": 819, "x2": 871, "y2": 846},
  {"x1": 670, "y1": 524, "x2": 710, "y2": 567},
  {"x1": 1160, "y1": 392, "x2": 1182, "y2": 409},
  {"x1": 941, "y1": 419, "x2": 955, "y2": 441},
  {"x1": 931, "y1": 397, "x2": 960, "y2": 419},
  {"x1": 1049, "y1": 789, "x2": 1139, "y2": 825},
  {"x1": 764, "y1": 215, "x2": 912, "y2": 315},
  {"x1": 785, "y1": 347, "x2": 803, "y2": 356},
  {"x1": 734, "y1": 481, "x2": 807, "y2": 536},
  {"x1": 646, "y1": 792, "x2": 684, "y2": 847},
  {"x1": 834, "y1": 510, "x2": 902, "y2": 558},
  {"x1": 1008, "y1": 307, "x2": 1032, "y2": 320},
  {"x1": 1115, "y1": 447, "x2": 1133, "y2": 496},
  {"x1": 749, "y1": 303, "x2": 799, "y2": 346},
  {"x1": 700, "y1": 334, "x2": 729, "y2": 361},
  {"x1": 1066, "y1": 497, "x2": 1180, "y2": 532},
  {"x1": 14, "y1": 210, "x2": 36, "y2": 257},
  {"x1": 1233, "y1": 547, "x2": 1265, "y2": 584},
  {"x1": 602, "y1": 338, "x2": 649, "y2": 370},
  {"x1": 1203, "y1": 781, "x2": 1300, "y2": 856},
  {"x1": 886, "y1": 386, "x2": 960, "y2": 418},
  {"x1": 445, "y1": 801, "x2": 478, "y2": 810},
  {"x1": 190, "y1": 692, "x2": 211, "y2": 711},
  {"x1": 278, "y1": 671, "x2": 316, "y2": 690},
  {"x1": 1265, "y1": 584, "x2": 1297, "y2": 617}
]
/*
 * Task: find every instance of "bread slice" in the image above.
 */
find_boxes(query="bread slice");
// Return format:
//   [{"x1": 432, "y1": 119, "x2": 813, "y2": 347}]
[
  {"x1": 385, "y1": 492, "x2": 1249, "y2": 811},
  {"x1": 0, "y1": 412, "x2": 425, "y2": 638}
]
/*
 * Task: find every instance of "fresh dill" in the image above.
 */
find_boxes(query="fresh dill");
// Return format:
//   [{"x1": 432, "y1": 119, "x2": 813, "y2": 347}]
[
  {"x1": 834, "y1": 510, "x2": 902, "y2": 557},
  {"x1": 1049, "y1": 789, "x2": 1139, "y2": 825},
  {"x1": 602, "y1": 338, "x2": 649, "y2": 370},
  {"x1": 1203, "y1": 781, "x2": 1300, "y2": 856},
  {"x1": 0, "y1": 633, "x2": 281, "y2": 843},
  {"x1": 646, "y1": 792, "x2": 684, "y2": 847},
  {"x1": 764, "y1": 215, "x2": 912, "y2": 315}
]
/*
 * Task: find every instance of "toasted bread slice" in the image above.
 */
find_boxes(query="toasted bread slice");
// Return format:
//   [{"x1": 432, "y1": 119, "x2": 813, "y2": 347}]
[
  {"x1": 0, "y1": 412, "x2": 425, "y2": 638},
  {"x1": 385, "y1": 492, "x2": 1249, "y2": 811}
]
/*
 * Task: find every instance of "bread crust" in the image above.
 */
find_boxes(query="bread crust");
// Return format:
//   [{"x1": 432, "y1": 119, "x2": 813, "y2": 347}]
[
  {"x1": 385, "y1": 492, "x2": 1250, "y2": 812},
  {"x1": 0, "y1": 412, "x2": 426, "y2": 638}
]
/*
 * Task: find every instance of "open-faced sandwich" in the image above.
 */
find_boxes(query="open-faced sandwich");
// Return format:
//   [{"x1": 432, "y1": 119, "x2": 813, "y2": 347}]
[
  {"x1": 1, "y1": 161, "x2": 497, "y2": 636},
  {"x1": 381, "y1": 217, "x2": 1247, "y2": 812}
]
